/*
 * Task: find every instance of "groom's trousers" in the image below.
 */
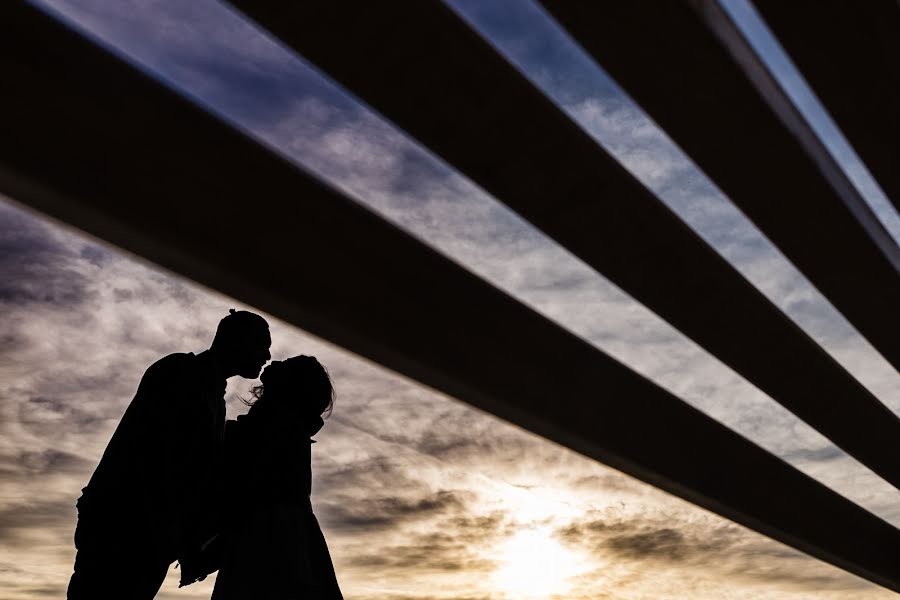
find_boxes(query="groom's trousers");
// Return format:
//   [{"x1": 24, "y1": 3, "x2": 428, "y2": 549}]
[{"x1": 67, "y1": 512, "x2": 173, "y2": 600}]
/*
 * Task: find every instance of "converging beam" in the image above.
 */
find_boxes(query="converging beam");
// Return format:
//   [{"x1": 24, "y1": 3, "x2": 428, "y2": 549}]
[
  {"x1": 3, "y1": 3, "x2": 900, "y2": 591},
  {"x1": 753, "y1": 0, "x2": 900, "y2": 215},
  {"x1": 225, "y1": 1, "x2": 900, "y2": 493},
  {"x1": 538, "y1": 0, "x2": 900, "y2": 371}
]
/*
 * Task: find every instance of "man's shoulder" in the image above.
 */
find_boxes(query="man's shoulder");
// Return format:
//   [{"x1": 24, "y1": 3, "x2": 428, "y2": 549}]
[
  {"x1": 133, "y1": 353, "x2": 214, "y2": 409},
  {"x1": 141, "y1": 352, "x2": 200, "y2": 383},
  {"x1": 148, "y1": 352, "x2": 197, "y2": 370}
]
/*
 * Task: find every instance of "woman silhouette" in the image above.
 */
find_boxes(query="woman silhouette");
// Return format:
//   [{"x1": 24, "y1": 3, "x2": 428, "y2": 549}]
[{"x1": 211, "y1": 356, "x2": 342, "y2": 599}]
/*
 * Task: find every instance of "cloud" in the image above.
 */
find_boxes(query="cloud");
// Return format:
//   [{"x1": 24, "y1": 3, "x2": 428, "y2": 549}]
[
  {"x1": 0, "y1": 499, "x2": 76, "y2": 543},
  {"x1": 319, "y1": 490, "x2": 468, "y2": 533},
  {"x1": 0, "y1": 203, "x2": 94, "y2": 307},
  {"x1": 14, "y1": 449, "x2": 93, "y2": 478},
  {"x1": 556, "y1": 508, "x2": 874, "y2": 593},
  {"x1": 32, "y1": 0, "x2": 333, "y2": 127},
  {"x1": 558, "y1": 511, "x2": 742, "y2": 563},
  {"x1": 344, "y1": 542, "x2": 492, "y2": 574}
]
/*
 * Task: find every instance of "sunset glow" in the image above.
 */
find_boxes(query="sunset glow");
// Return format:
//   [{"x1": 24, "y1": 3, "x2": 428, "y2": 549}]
[{"x1": 491, "y1": 527, "x2": 587, "y2": 599}]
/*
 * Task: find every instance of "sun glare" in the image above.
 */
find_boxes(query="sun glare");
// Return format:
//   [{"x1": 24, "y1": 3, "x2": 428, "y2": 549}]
[{"x1": 491, "y1": 527, "x2": 586, "y2": 599}]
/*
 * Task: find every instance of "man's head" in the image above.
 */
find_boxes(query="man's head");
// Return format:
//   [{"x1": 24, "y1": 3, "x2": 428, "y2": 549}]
[{"x1": 210, "y1": 309, "x2": 271, "y2": 378}]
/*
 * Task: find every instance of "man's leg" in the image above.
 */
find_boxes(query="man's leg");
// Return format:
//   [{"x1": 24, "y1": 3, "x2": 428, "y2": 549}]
[
  {"x1": 67, "y1": 518, "x2": 171, "y2": 600},
  {"x1": 68, "y1": 547, "x2": 171, "y2": 599}
]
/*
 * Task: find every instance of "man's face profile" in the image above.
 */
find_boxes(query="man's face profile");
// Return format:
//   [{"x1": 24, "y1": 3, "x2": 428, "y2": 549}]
[{"x1": 237, "y1": 329, "x2": 271, "y2": 379}]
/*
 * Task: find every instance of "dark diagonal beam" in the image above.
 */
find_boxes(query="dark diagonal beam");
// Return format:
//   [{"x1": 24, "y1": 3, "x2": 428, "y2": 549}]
[
  {"x1": 537, "y1": 0, "x2": 900, "y2": 370},
  {"x1": 224, "y1": 2, "x2": 900, "y2": 490},
  {"x1": 753, "y1": 0, "x2": 900, "y2": 214},
  {"x1": 3, "y1": 2, "x2": 900, "y2": 591}
]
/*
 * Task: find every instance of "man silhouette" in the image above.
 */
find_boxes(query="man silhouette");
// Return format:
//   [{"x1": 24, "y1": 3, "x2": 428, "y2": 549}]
[{"x1": 67, "y1": 309, "x2": 271, "y2": 599}]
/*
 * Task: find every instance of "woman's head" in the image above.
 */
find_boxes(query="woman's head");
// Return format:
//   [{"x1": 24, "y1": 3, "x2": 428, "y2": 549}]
[{"x1": 246, "y1": 355, "x2": 334, "y2": 420}]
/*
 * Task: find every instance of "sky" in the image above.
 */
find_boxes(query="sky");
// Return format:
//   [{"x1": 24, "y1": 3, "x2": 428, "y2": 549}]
[{"x1": 2, "y1": 0, "x2": 899, "y2": 598}]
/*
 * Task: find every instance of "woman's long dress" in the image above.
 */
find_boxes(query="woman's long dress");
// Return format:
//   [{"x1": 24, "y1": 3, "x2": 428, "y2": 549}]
[{"x1": 212, "y1": 414, "x2": 342, "y2": 599}]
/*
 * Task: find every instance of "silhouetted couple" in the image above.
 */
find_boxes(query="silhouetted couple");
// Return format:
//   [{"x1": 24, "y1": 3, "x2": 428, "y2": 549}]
[{"x1": 67, "y1": 310, "x2": 343, "y2": 599}]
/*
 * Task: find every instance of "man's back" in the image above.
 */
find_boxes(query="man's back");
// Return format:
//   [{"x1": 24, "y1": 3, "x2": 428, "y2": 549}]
[{"x1": 78, "y1": 351, "x2": 225, "y2": 557}]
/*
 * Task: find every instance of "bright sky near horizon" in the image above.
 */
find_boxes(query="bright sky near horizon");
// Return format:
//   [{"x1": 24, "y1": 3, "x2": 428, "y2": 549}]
[{"x1": 2, "y1": 1, "x2": 899, "y2": 599}]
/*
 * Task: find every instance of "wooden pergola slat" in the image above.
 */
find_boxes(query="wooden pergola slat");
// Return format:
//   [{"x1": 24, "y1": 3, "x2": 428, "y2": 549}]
[
  {"x1": 224, "y1": 1, "x2": 900, "y2": 494},
  {"x1": 753, "y1": 0, "x2": 900, "y2": 215},
  {"x1": 3, "y1": 2, "x2": 900, "y2": 591},
  {"x1": 537, "y1": 0, "x2": 900, "y2": 371}
]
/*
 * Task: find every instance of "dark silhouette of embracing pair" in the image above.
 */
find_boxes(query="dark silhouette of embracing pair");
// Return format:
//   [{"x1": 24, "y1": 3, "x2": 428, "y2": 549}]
[{"x1": 67, "y1": 310, "x2": 343, "y2": 599}]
